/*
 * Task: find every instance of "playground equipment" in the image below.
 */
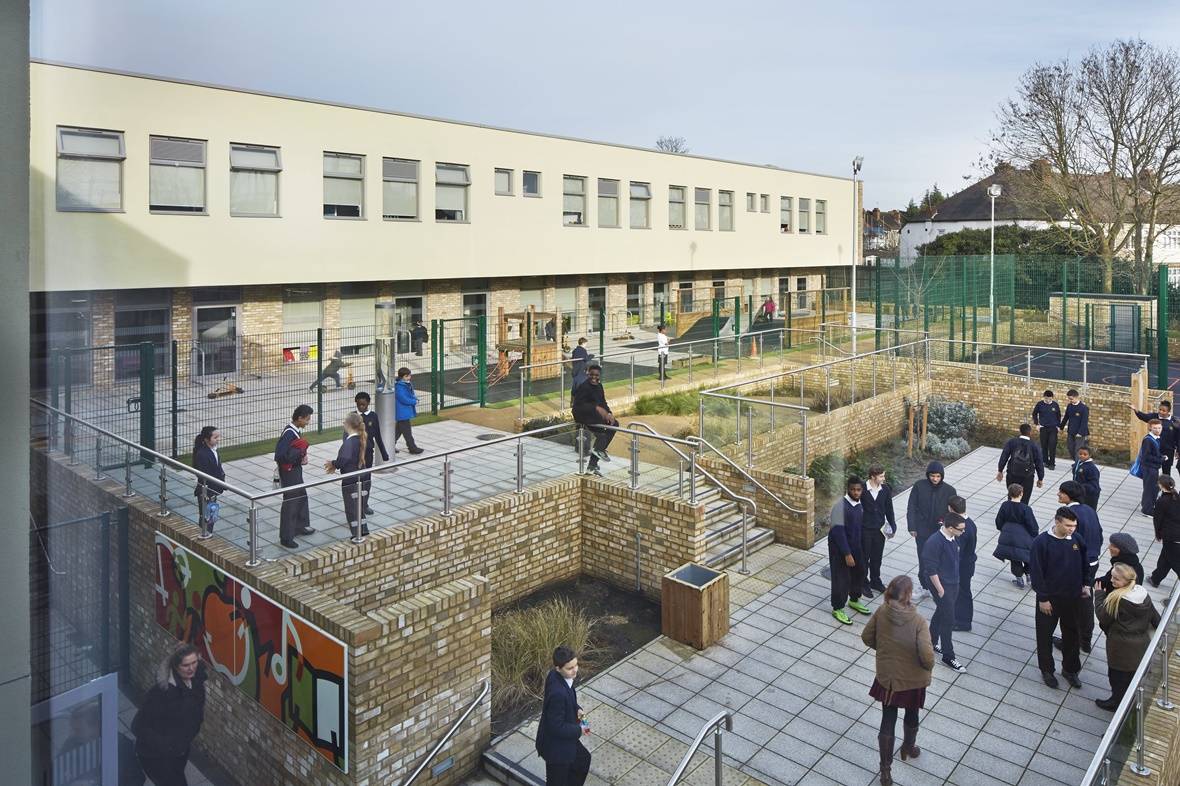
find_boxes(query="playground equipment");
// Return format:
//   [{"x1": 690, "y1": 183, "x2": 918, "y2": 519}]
[{"x1": 497, "y1": 306, "x2": 563, "y2": 381}]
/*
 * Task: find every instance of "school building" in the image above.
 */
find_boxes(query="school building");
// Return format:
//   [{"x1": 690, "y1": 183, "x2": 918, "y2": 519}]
[{"x1": 29, "y1": 59, "x2": 861, "y2": 385}]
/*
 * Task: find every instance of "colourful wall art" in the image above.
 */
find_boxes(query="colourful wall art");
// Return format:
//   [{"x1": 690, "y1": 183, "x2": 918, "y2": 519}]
[{"x1": 153, "y1": 532, "x2": 348, "y2": 772}]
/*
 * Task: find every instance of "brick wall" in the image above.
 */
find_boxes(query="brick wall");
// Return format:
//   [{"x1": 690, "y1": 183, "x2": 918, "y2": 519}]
[
  {"x1": 426, "y1": 280, "x2": 462, "y2": 338},
  {"x1": 171, "y1": 289, "x2": 193, "y2": 380},
  {"x1": 241, "y1": 284, "x2": 283, "y2": 335},
  {"x1": 705, "y1": 461, "x2": 815, "y2": 549}
]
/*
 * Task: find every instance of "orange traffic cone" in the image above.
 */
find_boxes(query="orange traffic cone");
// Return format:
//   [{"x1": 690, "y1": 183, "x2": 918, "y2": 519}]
[{"x1": 750, "y1": 336, "x2": 759, "y2": 358}]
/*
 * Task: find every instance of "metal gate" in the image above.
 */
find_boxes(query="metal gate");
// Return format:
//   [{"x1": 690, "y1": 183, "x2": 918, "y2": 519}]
[
  {"x1": 46, "y1": 343, "x2": 157, "y2": 456},
  {"x1": 431, "y1": 316, "x2": 487, "y2": 411},
  {"x1": 1110, "y1": 304, "x2": 1141, "y2": 354}
]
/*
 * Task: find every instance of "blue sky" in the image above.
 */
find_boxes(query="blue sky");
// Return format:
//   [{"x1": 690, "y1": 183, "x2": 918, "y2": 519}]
[{"x1": 30, "y1": 0, "x2": 1180, "y2": 208}]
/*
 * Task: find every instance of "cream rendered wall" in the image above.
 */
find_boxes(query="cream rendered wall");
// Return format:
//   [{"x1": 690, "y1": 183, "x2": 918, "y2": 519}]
[{"x1": 30, "y1": 61, "x2": 857, "y2": 292}]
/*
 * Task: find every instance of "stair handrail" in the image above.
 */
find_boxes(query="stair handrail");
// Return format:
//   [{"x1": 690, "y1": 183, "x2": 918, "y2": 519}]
[
  {"x1": 400, "y1": 680, "x2": 490, "y2": 786},
  {"x1": 666, "y1": 710, "x2": 735, "y2": 786},
  {"x1": 688, "y1": 435, "x2": 807, "y2": 517}
]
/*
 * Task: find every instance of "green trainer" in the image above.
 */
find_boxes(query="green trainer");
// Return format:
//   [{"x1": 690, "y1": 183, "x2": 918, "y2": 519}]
[
  {"x1": 832, "y1": 608, "x2": 853, "y2": 625},
  {"x1": 848, "y1": 599, "x2": 871, "y2": 615}
]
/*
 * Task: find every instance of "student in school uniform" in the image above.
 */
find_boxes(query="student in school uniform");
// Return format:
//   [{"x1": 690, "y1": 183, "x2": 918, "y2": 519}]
[
  {"x1": 996, "y1": 423, "x2": 1044, "y2": 505},
  {"x1": 191, "y1": 426, "x2": 226, "y2": 534},
  {"x1": 1030, "y1": 507, "x2": 1087, "y2": 689},
  {"x1": 535, "y1": 646, "x2": 592, "y2": 786},
  {"x1": 860, "y1": 466, "x2": 897, "y2": 598},
  {"x1": 273, "y1": 405, "x2": 316, "y2": 548},
  {"x1": 1032, "y1": 390, "x2": 1062, "y2": 470},
  {"x1": 1061, "y1": 389, "x2": 1090, "y2": 461},
  {"x1": 994, "y1": 483, "x2": 1040, "y2": 588},
  {"x1": 324, "y1": 411, "x2": 369, "y2": 539},
  {"x1": 1150, "y1": 475, "x2": 1180, "y2": 588},
  {"x1": 656, "y1": 324, "x2": 670, "y2": 381},
  {"x1": 354, "y1": 391, "x2": 390, "y2": 515},
  {"x1": 1097, "y1": 533, "x2": 1144, "y2": 591},
  {"x1": 1073, "y1": 445, "x2": 1102, "y2": 510},
  {"x1": 949, "y1": 497, "x2": 978, "y2": 632},
  {"x1": 828, "y1": 476, "x2": 871, "y2": 625},
  {"x1": 1057, "y1": 480, "x2": 1102, "y2": 653},
  {"x1": 906, "y1": 462, "x2": 956, "y2": 600},
  {"x1": 1137, "y1": 419, "x2": 1165, "y2": 516},
  {"x1": 1131, "y1": 400, "x2": 1177, "y2": 476},
  {"x1": 922, "y1": 512, "x2": 967, "y2": 673}
]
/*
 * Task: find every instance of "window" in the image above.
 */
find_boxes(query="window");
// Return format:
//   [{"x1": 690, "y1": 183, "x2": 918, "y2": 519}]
[
  {"x1": 495, "y1": 168, "x2": 513, "y2": 195},
  {"x1": 780, "y1": 196, "x2": 793, "y2": 233},
  {"x1": 759, "y1": 194, "x2": 769, "y2": 213},
  {"x1": 114, "y1": 289, "x2": 171, "y2": 379},
  {"x1": 746, "y1": 192, "x2": 756, "y2": 212},
  {"x1": 629, "y1": 181, "x2": 651, "y2": 228},
  {"x1": 712, "y1": 278, "x2": 727, "y2": 302},
  {"x1": 56, "y1": 126, "x2": 125, "y2": 211},
  {"x1": 597, "y1": 178, "x2": 619, "y2": 227},
  {"x1": 718, "y1": 190, "x2": 734, "y2": 231},
  {"x1": 435, "y1": 163, "x2": 470, "y2": 222},
  {"x1": 523, "y1": 170, "x2": 541, "y2": 197},
  {"x1": 694, "y1": 188, "x2": 711, "y2": 230},
  {"x1": 798, "y1": 197, "x2": 811, "y2": 233},
  {"x1": 627, "y1": 275, "x2": 643, "y2": 314},
  {"x1": 668, "y1": 186, "x2": 686, "y2": 229},
  {"x1": 229, "y1": 143, "x2": 281, "y2": 216},
  {"x1": 339, "y1": 282, "x2": 377, "y2": 328},
  {"x1": 383, "y1": 158, "x2": 418, "y2": 220},
  {"x1": 149, "y1": 136, "x2": 205, "y2": 213},
  {"x1": 282, "y1": 285, "x2": 324, "y2": 338},
  {"x1": 563, "y1": 175, "x2": 586, "y2": 226},
  {"x1": 815, "y1": 199, "x2": 827, "y2": 233},
  {"x1": 323, "y1": 152, "x2": 364, "y2": 218}
]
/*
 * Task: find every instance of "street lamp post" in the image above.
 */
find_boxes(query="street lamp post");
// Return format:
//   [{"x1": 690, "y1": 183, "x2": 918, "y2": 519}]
[
  {"x1": 988, "y1": 183, "x2": 1002, "y2": 344},
  {"x1": 851, "y1": 155, "x2": 863, "y2": 355}
]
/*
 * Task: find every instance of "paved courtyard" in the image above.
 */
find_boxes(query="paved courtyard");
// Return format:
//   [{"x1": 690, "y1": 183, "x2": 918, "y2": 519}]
[{"x1": 486, "y1": 446, "x2": 1167, "y2": 785}]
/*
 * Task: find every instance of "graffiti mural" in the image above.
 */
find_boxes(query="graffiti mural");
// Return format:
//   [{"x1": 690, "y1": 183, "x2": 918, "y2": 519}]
[{"x1": 153, "y1": 533, "x2": 348, "y2": 772}]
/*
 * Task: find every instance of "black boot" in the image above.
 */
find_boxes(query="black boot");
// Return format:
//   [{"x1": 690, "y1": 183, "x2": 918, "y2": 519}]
[
  {"x1": 900, "y1": 723, "x2": 920, "y2": 761},
  {"x1": 877, "y1": 733, "x2": 894, "y2": 785}
]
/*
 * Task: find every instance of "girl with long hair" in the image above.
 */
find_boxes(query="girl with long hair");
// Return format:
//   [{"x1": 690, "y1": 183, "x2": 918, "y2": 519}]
[
  {"x1": 1094, "y1": 563, "x2": 1160, "y2": 710},
  {"x1": 132, "y1": 643, "x2": 207, "y2": 786},
  {"x1": 190, "y1": 426, "x2": 225, "y2": 534},
  {"x1": 325, "y1": 411, "x2": 369, "y2": 538}
]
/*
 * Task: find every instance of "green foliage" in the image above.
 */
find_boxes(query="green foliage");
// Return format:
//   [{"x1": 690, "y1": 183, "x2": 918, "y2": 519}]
[
  {"x1": 926, "y1": 398, "x2": 978, "y2": 441},
  {"x1": 633, "y1": 391, "x2": 698, "y2": 416},
  {"x1": 491, "y1": 598, "x2": 601, "y2": 716},
  {"x1": 926, "y1": 434, "x2": 971, "y2": 460},
  {"x1": 918, "y1": 224, "x2": 1096, "y2": 258},
  {"x1": 807, "y1": 449, "x2": 884, "y2": 494}
]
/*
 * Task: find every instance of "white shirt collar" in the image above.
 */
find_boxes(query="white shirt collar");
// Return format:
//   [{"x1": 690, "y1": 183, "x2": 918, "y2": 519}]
[
  {"x1": 564, "y1": 677, "x2": 574, "y2": 689},
  {"x1": 1049, "y1": 528, "x2": 1072, "y2": 540},
  {"x1": 1019, "y1": 435, "x2": 1030, "y2": 440},
  {"x1": 287, "y1": 423, "x2": 302, "y2": 435},
  {"x1": 941, "y1": 529, "x2": 956, "y2": 542},
  {"x1": 844, "y1": 495, "x2": 860, "y2": 507}
]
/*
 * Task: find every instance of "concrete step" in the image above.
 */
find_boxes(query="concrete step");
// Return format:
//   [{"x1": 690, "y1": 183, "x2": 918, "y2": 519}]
[
  {"x1": 481, "y1": 750, "x2": 545, "y2": 786},
  {"x1": 704, "y1": 525, "x2": 776, "y2": 569}
]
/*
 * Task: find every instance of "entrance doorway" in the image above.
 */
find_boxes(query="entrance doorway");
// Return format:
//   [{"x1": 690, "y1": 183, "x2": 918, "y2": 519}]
[{"x1": 194, "y1": 305, "x2": 238, "y2": 376}]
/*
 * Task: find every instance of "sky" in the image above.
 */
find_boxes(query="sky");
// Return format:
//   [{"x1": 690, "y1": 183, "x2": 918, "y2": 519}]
[{"x1": 29, "y1": 0, "x2": 1180, "y2": 209}]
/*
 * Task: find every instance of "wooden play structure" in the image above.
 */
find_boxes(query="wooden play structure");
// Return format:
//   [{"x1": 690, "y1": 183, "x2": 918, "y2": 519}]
[{"x1": 498, "y1": 306, "x2": 563, "y2": 381}]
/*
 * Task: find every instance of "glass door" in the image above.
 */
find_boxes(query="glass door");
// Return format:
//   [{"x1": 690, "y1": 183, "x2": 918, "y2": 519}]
[
  {"x1": 393, "y1": 296, "x2": 423, "y2": 354},
  {"x1": 588, "y1": 286, "x2": 606, "y2": 331},
  {"x1": 195, "y1": 305, "x2": 238, "y2": 376}
]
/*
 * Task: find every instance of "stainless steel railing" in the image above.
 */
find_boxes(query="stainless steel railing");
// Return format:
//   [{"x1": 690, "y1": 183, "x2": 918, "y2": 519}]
[
  {"x1": 666, "y1": 710, "x2": 734, "y2": 786},
  {"x1": 400, "y1": 680, "x2": 489, "y2": 786}
]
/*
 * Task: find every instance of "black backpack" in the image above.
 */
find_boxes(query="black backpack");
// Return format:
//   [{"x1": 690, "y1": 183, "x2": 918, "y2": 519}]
[{"x1": 1009, "y1": 440, "x2": 1033, "y2": 477}]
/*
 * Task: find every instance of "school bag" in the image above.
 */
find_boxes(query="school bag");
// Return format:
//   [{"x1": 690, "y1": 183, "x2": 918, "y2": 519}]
[{"x1": 1009, "y1": 440, "x2": 1034, "y2": 477}]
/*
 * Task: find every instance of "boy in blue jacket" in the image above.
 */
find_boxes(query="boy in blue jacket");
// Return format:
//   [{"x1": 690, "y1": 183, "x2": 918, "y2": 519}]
[
  {"x1": 1029, "y1": 507, "x2": 1087, "y2": 689},
  {"x1": 393, "y1": 367, "x2": 425, "y2": 455},
  {"x1": 1032, "y1": 390, "x2": 1062, "y2": 470},
  {"x1": 829, "y1": 477, "x2": 871, "y2": 625}
]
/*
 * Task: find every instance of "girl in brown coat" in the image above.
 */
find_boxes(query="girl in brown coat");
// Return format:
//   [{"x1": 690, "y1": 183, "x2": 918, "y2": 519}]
[
  {"x1": 1094, "y1": 563, "x2": 1160, "y2": 711},
  {"x1": 862, "y1": 575, "x2": 935, "y2": 786}
]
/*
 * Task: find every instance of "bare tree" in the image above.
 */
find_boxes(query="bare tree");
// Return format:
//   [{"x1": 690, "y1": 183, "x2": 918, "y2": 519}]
[
  {"x1": 992, "y1": 39, "x2": 1180, "y2": 294},
  {"x1": 656, "y1": 135, "x2": 690, "y2": 154}
]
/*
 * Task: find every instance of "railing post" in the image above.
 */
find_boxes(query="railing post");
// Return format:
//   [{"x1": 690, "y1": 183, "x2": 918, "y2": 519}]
[
  {"x1": 577, "y1": 427, "x2": 587, "y2": 476},
  {"x1": 441, "y1": 455, "x2": 453, "y2": 516},
  {"x1": 745, "y1": 407, "x2": 754, "y2": 469},
  {"x1": 1132, "y1": 686, "x2": 1151, "y2": 776},
  {"x1": 94, "y1": 436, "x2": 104, "y2": 480},
  {"x1": 735, "y1": 400, "x2": 742, "y2": 445},
  {"x1": 629, "y1": 434, "x2": 640, "y2": 490},
  {"x1": 1026, "y1": 348, "x2": 1032, "y2": 385},
  {"x1": 801, "y1": 412, "x2": 809, "y2": 477},
  {"x1": 688, "y1": 344, "x2": 694, "y2": 383},
  {"x1": 630, "y1": 354, "x2": 636, "y2": 397},
  {"x1": 559, "y1": 363, "x2": 565, "y2": 416},
  {"x1": 677, "y1": 459, "x2": 685, "y2": 498},
  {"x1": 759, "y1": 333, "x2": 764, "y2": 369},
  {"x1": 974, "y1": 344, "x2": 980, "y2": 383},
  {"x1": 156, "y1": 462, "x2": 169, "y2": 517},
  {"x1": 698, "y1": 399, "x2": 705, "y2": 443},
  {"x1": 738, "y1": 505, "x2": 750, "y2": 575},
  {"x1": 769, "y1": 386, "x2": 776, "y2": 433},
  {"x1": 246, "y1": 502, "x2": 260, "y2": 567},
  {"x1": 515, "y1": 440, "x2": 525, "y2": 493},
  {"x1": 689, "y1": 445, "x2": 698, "y2": 504},
  {"x1": 122, "y1": 448, "x2": 135, "y2": 498},
  {"x1": 519, "y1": 372, "x2": 525, "y2": 424},
  {"x1": 713, "y1": 726, "x2": 724, "y2": 785},
  {"x1": 65, "y1": 416, "x2": 77, "y2": 466},
  {"x1": 1081, "y1": 352, "x2": 1090, "y2": 396},
  {"x1": 824, "y1": 366, "x2": 831, "y2": 413},
  {"x1": 197, "y1": 482, "x2": 211, "y2": 539},
  {"x1": 1158, "y1": 633, "x2": 1176, "y2": 710},
  {"x1": 635, "y1": 532, "x2": 642, "y2": 592},
  {"x1": 352, "y1": 484, "x2": 365, "y2": 543}
]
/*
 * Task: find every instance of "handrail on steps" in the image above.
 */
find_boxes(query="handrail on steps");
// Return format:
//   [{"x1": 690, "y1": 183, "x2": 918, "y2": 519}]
[
  {"x1": 400, "y1": 680, "x2": 490, "y2": 786},
  {"x1": 689, "y1": 435, "x2": 807, "y2": 517},
  {"x1": 666, "y1": 710, "x2": 735, "y2": 786}
]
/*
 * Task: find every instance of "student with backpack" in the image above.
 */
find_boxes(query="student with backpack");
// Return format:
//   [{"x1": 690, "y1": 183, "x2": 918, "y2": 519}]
[
  {"x1": 949, "y1": 496, "x2": 977, "y2": 632},
  {"x1": 1062, "y1": 389, "x2": 1090, "y2": 461},
  {"x1": 1073, "y1": 445, "x2": 1102, "y2": 510},
  {"x1": 994, "y1": 483, "x2": 1040, "y2": 588},
  {"x1": 996, "y1": 423, "x2": 1045, "y2": 505},
  {"x1": 1032, "y1": 390, "x2": 1062, "y2": 470}
]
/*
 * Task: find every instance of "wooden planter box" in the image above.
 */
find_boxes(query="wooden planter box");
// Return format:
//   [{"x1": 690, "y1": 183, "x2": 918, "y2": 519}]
[{"x1": 661, "y1": 563, "x2": 730, "y2": 650}]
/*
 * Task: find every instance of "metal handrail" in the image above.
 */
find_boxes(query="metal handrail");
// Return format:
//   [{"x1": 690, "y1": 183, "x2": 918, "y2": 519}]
[
  {"x1": 688, "y1": 435, "x2": 807, "y2": 516},
  {"x1": 1080, "y1": 580, "x2": 1180, "y2": 784},
  {"x1": 666, "y1": 710, "x2": 734, "y2": 786},
  {"x1": 928, "y1": 336, "x2": 1150, "y2": 362},
  {"x1": 696, "y1": 390, "x2": 809, "y2": 413},
  {"x1": 400, "y1": 680, "x2": 489, "y2": 786},
  {"x1": 700, "y1": 339, "x2": 928, "y2": 395}
]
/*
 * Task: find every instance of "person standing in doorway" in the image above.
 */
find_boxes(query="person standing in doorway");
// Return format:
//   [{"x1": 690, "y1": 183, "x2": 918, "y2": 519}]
[
  {"x1": 829, "y1": 476, "x2": 871, "y2": 625},
  {"x1": 191, "y1": 426, "x2": 226, "y2": 534},
  {"x1": 1058, "y1": 480, "x2": 1102, "y2": 653},
  {"x1": 861, "y1": 466, "x2": 896, "y2": 599},
  {"x1": 994, "y1": 483, "x2": 1040, "y2": 588},
  {"x1": 1094, "y1": 564, "x2": 1159, "y2": 711},
  {"x1": 1150, "y1": 475, "x2": 1180, "y2": 587},
  {"x1": 1062, "y1": 389, "x2": 1090, "y2": 461},
  {"x1": 274, "y1": 405, "x2": 316, "y2": 549},
  {"x1": 1138, "y1": 419, "x2": 1164, "y2": 516},
  {"x1": 950, "y1": 497, "x2": 977, "y2": 633},
  {"x1": 354, "y1": 392, "x2": 389, "y2": 516},
  {"x1": 907, "y1": 462, "x2": 956, "y2": 600},
  {"x1": 1032, "y1": 390, "x2": 1062, "y2": 470},
  {"x1": 324, "y1": 411, "x2": 369, "y2": 538},
  {"x1": 411, "y1": 319, "x2": 428, "y2": 356},
  {"x1": 132, "y1": 643, "x2": 206, "y2": 786},
  {"x1": 656, "y1": 324, "x2": 670, "y2": 381},
  {"x1": 1073, "y1": 445, "x2": 1102, "y2": 510},
  {"x1": 862, "y1": 575, "x2": 934, "y2": 786},
  {"x1": 393, "y1": 367, "x2": 425, "y2": 455},
  {"x1": 572, "y1": 364, "x2": 618, "y2": 477},
  {"x1": 922, "y1": 512, "x2": 967, "y2": 673},
  {"x1": 996, "y1": 423, "x2": 1044, "y2": 505},
  {"x1": 1029, "y1": 507, "x2": 1086, "y2": 689},
  {"x1": 536, "y1": 646, "x2": 592, "y2": 786},
  {"x1": 1131, "y1": 400, "x2": 1176, "y2": 476}
]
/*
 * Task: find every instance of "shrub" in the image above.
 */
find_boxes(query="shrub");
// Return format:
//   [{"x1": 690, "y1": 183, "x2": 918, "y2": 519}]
[
  {"x1": 633, "y1": 391, "x2": 698, "y2": 416},
  {"x1": 927, "y1": 434, "x2": 971, "y2": 460},
  {"x1": 926, "y1": 398, "x2": 977, "y2": 440},
  {"x1": 491, "y1": 597, "x2": 601, "y2": 716}
]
